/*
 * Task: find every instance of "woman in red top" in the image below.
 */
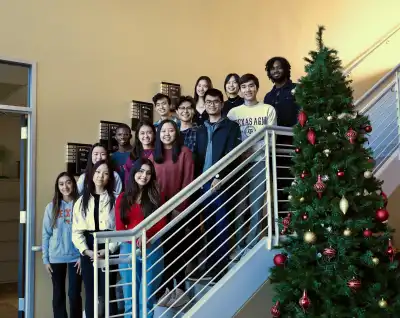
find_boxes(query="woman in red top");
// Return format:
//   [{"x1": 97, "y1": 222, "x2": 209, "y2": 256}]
[
  {"x1": 149, "y1": 119, "x2": 194, "y2": 308},
  {"x1": 123, "y1": 121, "x2": 156, "y2": 187},
  {"x1": 115, "y1": 158, "x2": 166, "y2": 318}
]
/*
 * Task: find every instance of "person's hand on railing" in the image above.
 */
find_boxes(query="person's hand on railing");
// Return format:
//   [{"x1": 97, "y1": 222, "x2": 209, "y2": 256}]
[
  {"x1": 211, "y1": 178, "x2": 222, "y2": 192},
  {"x1": 136, "y1": 238, "x2": 150, "y2": 249},
  {"x1": 171, "y1": 209, "x2": 180, "y2": 220}
]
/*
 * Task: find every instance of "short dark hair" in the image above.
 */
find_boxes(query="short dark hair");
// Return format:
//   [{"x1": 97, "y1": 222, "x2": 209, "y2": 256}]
[
  {"x1": 239, "y1": 74, "x2": 259, "y2": 89},
  {"x1": 116, "y1": 123, "x2": 131, "y2": 132},
  {"x1": 265, "y1": 57, "x2": 291, "y2": 82},
  {"x1": 152, "y1": 93, "x2": 171, "y2": 105},
  {"x1": 224, "y1": 73, "x2": 240, "y2": 92},
  {"x1": 204, "y1": 88, "x2": 224, "y2": 103},
  {"x1": 177, "y1": 96, "x2": 196, "y2": 110}
]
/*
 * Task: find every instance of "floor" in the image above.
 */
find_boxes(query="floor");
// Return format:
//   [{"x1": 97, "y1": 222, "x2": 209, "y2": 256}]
[
  {"x1": 234, "y1": 279, "x2": 274, "y2": 318},
  {"x1": 0, "y1": 283, "x2": 18, "y2": 318}
]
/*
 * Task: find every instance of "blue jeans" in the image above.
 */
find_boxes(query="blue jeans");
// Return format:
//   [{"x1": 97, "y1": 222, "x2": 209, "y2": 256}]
[
  {"x1": 201, "y1": 181, "x2": 229, "y2": 270},
  {"x1": 119, "y1": 241, "x2": 164, "y2": 318},
  {"x1": 245, "y1": 161, "x2": 267, "y2": 249}
]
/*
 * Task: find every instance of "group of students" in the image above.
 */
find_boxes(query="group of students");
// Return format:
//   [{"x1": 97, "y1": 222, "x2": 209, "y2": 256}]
[{"x1": 41, "y1": 57, "x2": 300, "y2": 318}]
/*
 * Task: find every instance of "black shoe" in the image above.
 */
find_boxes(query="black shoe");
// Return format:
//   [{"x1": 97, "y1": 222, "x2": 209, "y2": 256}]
[{"x1": 187, "y1": 267, "x2": 212, "y2": 281}]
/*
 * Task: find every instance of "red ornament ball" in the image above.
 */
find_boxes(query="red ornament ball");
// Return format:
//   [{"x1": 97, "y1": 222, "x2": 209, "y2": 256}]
[
  {"x1": 273, "y1": 254, "x2": 287, "y2": 266},
  {"x1": 270, "y1": 301, "x2": 281, "y2": 317},
  {"x1": 300, "y1": 171, "x2": 309, "y2": 179},
  {"x1": 363, "y1": 229, "x2": 373, "y2": 237},
  {"x1": 364, "y1": 125, "x2": 372, "y2": 133},
  {"x1": 295, "y1": 147, "x2": 301, "y2": 154},
  {"x1": 376, "y1": 208, "x2": 389, "y2": 223},
  {"x1": 323, "y1": 247, "x2": 337, "y2": 260},
  {"x1": 299, "y1": 290, "x2": 311, "y2": 311},
  {"x1": 337, "y1": 170, "x2": 345, "y2": 177},
  {"x1": 347, "y1": 277, "x2": 361, "y2": 291},
  {"x1": 301, "y1": 213, "x2": 308, "y2": 220}
]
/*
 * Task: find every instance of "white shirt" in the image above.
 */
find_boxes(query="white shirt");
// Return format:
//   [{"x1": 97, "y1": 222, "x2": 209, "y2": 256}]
[
  {"x1": 77, "y1": 171, "x2": 122, "y2": 196},
  {"x1": 227, "y1": 102, "x2": 277, "y2": 161},
  {"x1": 72, "y1": 191, "x2": 119, "y2": 254}
]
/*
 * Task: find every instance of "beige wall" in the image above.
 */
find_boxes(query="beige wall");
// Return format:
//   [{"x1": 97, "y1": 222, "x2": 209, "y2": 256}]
[{"x1": 0, "y1": 0, "x2": 399, "y2": 317}]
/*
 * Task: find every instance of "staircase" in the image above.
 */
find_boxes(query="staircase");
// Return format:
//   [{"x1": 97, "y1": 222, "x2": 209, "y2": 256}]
[{"x1": 93, "y1": 65, "x2": 400, "y2": 318}]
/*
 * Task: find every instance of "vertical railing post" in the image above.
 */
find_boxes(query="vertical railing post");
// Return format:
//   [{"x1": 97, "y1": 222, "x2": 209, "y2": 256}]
[
  {"x1": 270, "y1": 131, "x2": 279, "y2": 247},
  {"x1": 265, "y1": 131, "x2": 272, "y2": 250},
  {"x1": 141, "y1": 230, "x2": 147, "y2": 318},
  {"x1": 104, "y1": 239, "x2": 110, "y2": 318},
  {"x1": 132, "y1": 235, "x2": 137, "y2": 318},
  {"x1": 395, "y1": 70, "x2": 400, "y2": 150},
  {"x1": 93, "y1": 234, "x2": 99, "y2": 318}
]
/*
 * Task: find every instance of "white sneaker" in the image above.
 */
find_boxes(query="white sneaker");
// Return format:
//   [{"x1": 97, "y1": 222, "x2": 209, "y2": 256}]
[
  {"x1": 166, "y1": 288, "x2": 190, "y2": 308},
  {"x1": 157, "y1": 288, "x2": 172, "y2": 307},
  {"x1": 230, "y1": 247, "x2": 243, "y2": 261},
  {"x1": 240, "y1": 248, "x2": 250, "y2": 259}
]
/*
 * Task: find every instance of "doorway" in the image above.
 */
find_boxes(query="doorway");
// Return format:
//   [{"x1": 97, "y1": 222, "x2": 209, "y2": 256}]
[{"x1": 0, "y1": 58, "x2": 36, "y2": 318}]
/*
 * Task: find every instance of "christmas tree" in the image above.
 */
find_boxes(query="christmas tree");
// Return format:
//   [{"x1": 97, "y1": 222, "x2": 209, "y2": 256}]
[{"x1": 269, "y1": 26, "x2": 400, "y2": 317}]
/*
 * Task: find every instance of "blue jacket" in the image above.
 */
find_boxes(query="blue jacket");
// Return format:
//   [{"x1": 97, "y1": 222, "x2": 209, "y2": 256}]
[
  {"x1": 194, "y1": 117, "x2": 242, "y2": 179},
  {"x1": 42, "y1": 200, "x2": 80, "y2": 264}
]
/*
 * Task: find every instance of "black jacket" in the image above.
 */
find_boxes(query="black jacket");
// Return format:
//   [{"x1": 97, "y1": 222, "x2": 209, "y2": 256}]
[{"x1": 194, "y1": 117, "x2": 242, "y2": 179}]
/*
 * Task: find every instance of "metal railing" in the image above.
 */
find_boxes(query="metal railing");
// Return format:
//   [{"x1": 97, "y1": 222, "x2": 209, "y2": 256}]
[{"x1": 91, "y1": 67, "x2": 400, "y2": 318}]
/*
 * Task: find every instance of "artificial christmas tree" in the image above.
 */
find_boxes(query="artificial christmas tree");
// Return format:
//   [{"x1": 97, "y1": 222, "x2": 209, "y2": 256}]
[{"x1": 269, "y1": 26, "x2": 400, "y2": 317}]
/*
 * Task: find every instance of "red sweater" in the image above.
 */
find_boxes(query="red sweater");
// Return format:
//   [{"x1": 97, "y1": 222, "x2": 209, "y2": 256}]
[
  {"x1": 149, "y1": 146, "x2": 194, "y2": 212},
  {"x1": 115, "y1": 193, "x2": 166, "y2": 241}
]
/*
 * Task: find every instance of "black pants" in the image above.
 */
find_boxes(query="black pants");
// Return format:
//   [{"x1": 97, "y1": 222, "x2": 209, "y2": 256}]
[
  {"x1": 162, "y1": 213, "x2": 201, "y2": 291},
  {"x1": 81, "y1": 232, "x2": 118, "y2": 318},
  {"x1": 51, "y1": 262, "x2": 82, "y2": 318}
]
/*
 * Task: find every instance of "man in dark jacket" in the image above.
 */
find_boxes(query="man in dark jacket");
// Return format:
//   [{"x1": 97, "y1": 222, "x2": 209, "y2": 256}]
[{"x1": 191, "y1": 88, "x2": 241, "y2": 280}]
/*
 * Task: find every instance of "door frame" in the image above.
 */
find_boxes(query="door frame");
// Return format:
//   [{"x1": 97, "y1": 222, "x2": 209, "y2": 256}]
[{"x1": 0, "y1": 56, "x2": 37, "y2": 318}]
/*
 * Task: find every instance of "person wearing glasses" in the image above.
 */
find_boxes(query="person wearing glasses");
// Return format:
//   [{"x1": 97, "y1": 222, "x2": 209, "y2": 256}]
[
  {"x1": 176, "y1": 95, "x2": 197, "y2": 152},
  {"x1": 191, "y1": 88, "x2": 241, "y2": 281}
]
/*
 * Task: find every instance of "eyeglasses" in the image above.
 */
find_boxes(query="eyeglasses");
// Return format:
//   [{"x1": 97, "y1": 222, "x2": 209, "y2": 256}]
[
  {"x1": 178, "y1": 107, "x2": 193, "y2": 111},
  {"x1": 205, "y1": 100, "x2": 221, "y2": 106}
]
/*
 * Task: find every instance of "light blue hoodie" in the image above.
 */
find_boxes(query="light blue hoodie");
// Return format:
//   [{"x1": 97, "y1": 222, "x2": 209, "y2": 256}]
[{"x1": 42, "y1": 200, "x2": 80, "y2": 264}]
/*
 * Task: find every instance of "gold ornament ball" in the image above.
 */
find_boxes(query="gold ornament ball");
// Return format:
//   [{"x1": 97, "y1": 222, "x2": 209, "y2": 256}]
[
  {"x1": 304, "y1": 231, "x2": 317, "y2": 244},
  {"x1": 378, "y1": 298, "x2": 388, "y2": 308},
  {"x1": 364, "y1": 170, "x2": 373, "y2": 179},
  {"x1": 343, "y1": 228, "x2": 352, "y2": 236},
  {"x1": 372, "y1": 257, "x2": 380, "y2": 265},
  {"x1": 299, "y1": 197, "x2": 305, "y2": 202},
  {"x1": 327, "y1": 115, "x2": 333, "y2": 121}
]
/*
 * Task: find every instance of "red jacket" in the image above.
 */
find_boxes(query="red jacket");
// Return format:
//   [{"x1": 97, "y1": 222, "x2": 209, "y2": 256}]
[{"x1": 115, "y1": 192, "x2": 166, "y2": 242}]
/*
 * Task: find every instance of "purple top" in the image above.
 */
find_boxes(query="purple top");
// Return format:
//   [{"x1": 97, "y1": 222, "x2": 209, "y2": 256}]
[{"x1": 123, "y1": 149, "x2": 154, "y2": 186}]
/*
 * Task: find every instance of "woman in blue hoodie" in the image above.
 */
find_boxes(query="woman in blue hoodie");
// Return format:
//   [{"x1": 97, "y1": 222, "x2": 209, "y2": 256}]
[{"x1": 42, "y1": 171, "x2": 82, "y2": 318}]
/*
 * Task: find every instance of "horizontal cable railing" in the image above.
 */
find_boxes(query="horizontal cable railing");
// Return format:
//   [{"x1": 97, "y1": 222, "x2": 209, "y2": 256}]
[{"x1": 92, "y1": 67, "x2": 400, "y2": 318}]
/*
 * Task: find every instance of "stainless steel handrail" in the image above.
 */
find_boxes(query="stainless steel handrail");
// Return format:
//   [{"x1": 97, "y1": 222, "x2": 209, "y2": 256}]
[
  {"x1": 343, "y1": 24, "x2": 400, "y2": 76},
  {"x1": 94, "y1": 125, "x2": 293, "y2": 242},
  {"x1": 355, "y1": 63, "x2": 400, "y2": 112}
]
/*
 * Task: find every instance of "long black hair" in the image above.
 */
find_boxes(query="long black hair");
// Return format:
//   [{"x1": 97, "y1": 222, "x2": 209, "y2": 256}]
[
  {"x1": 154, "y1": 119, "x2": 182, "y2": 164},
  {"x1": 265, "y1": 57, "x2": 292, "y2": 82},
  {"x1": 51, "y1": 172, "x2": 78, "y2": 228},
  {"x1": 81, "y1": 160, "x2": 115, "y2": 215},
  {"x1": 224, "y1": 73, "x2": 240, "y2": 93},
  {"x1": 120, "y1": 158, "x2": 160, "y2": 224},
  {"x1": 194, "y1": 76, "x2": 213, "y2": 103},
  {"x1": 130, "y1": 121, "x2": 156, "y2": 161},
  {"x1": 84, "y1": 143, "x2": 110, "y2": 175}
]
